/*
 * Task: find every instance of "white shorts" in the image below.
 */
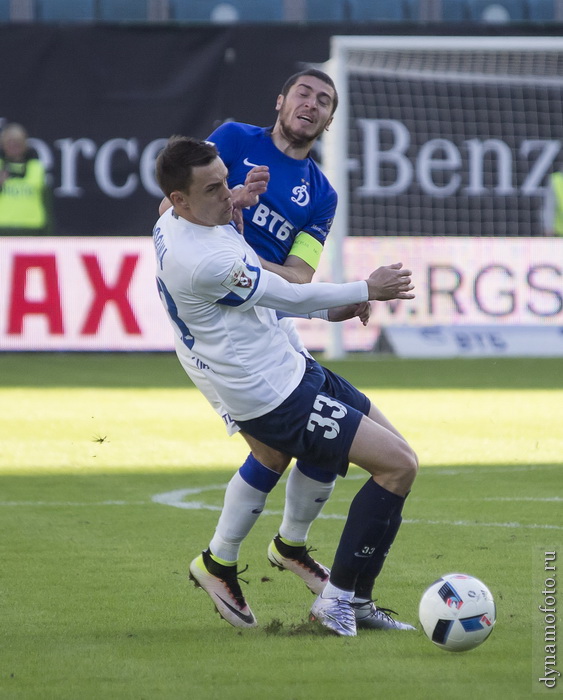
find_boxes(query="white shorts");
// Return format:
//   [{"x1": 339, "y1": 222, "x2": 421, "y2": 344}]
[
  {"x1": 174, "y1": 334, "x2": 240, "y2": 436},
  {"x1": 173, "y1": 317, "x2": 309, "y2": 437}
]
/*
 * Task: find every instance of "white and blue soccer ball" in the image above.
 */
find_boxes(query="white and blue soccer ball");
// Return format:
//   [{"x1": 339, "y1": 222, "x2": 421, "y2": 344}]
[{"x1": 419, "y1": 573, "x2": 496, "y2": 652}]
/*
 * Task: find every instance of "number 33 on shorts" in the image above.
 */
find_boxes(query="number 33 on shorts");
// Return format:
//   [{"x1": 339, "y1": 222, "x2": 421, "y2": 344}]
[{"x1": 306, "y1": 395, "x2": 348, "y2": 439}]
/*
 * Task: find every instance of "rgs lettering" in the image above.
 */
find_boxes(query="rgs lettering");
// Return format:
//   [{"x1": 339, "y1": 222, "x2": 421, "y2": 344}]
[
  {"x1": 252, "y1": 203, "x2": 294, "y2": 240},
  {"x1": 427, "y1": 263, "x2": 563, "y2": 317},
  {"x1": 378, "y1": 262, "x2": 563, "y2": 322}
]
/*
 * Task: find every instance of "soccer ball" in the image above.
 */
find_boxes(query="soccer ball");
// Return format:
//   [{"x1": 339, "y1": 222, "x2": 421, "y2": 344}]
[{"x1": 418, "y1": 573, "x2": 496, "y2": 652}]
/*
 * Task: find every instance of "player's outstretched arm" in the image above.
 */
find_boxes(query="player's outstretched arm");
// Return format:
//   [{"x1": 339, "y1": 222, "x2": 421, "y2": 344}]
[
  {"x1": 257, "y1": 263, "x2": 413, "y2": 317},
  {"x1": 259, "y1": 255, "x2": 315, "y2": 285},
  {"x1": 327, "y1": 301, "x2": 371, "y2": 326}
]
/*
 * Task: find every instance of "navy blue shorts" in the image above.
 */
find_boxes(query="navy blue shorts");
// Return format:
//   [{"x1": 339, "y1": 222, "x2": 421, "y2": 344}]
[{"x1": 237, "y1": 358, "x2": 371, "y2": 477}]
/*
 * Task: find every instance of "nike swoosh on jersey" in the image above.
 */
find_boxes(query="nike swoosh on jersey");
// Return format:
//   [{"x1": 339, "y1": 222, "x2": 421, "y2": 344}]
[
  {"x1": 215, "y1": 594, "x2": 256, "y2": 624},
  {"x1": 243, "y1": 157, "x2": 261, "y2": 168},
  {"x1": 314, "y1": 498, "x2": 329, "y2": 503}
]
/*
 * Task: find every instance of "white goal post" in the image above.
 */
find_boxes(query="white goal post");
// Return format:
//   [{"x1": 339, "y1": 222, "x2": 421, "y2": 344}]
[{"x1": 321, "y1": 35, "x2": 563, "y2": 358}]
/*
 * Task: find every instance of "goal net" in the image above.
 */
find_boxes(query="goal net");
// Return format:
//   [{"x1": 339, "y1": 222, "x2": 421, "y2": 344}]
[
  {"x1": 323, "y1": 36, "x2": 563, "y2": 241},
  {"x1": 319, "y1": 36, "x2": 563, "y2": 356}
]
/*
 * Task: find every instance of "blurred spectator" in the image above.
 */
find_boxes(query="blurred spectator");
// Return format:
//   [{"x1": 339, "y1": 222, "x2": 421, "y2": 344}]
[
  {"x1": 543, "y1": 171, "x2": 563, "y2": 237},
  {"x1": 0, "y1": 123, "x2": 52, "y2": 235}
]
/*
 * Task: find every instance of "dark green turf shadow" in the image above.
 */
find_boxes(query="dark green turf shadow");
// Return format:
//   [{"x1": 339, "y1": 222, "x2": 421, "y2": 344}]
[{"x1": 0, "y1": 352, "x2": 562, "y2": 389}]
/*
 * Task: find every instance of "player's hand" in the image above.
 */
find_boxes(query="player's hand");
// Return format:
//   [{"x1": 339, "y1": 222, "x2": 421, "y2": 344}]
[
  {"x1": 328, "y1": 301, "x2": 371, "y2": 326},
  {"x1": 232, "y1": 206, "x2": 245, "y2": 234},
  {"x1": 232, "y1": 166, "x2": 270, "y2": 209},
  {"x1": 367, "y1": 263, "x2": 415, "y2": 301}
]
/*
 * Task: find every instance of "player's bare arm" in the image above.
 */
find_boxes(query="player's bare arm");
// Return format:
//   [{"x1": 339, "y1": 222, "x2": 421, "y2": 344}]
[
  {"x1": 259, "y1": 253, "x2": 314, "y2": 284},
  {"x1": 328, "y1": 301, "x2": 371, "y2": 326}
]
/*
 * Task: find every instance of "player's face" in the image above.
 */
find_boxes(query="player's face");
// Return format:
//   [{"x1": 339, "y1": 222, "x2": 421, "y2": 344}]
[
  {"x1": 275, "y1": 76, "x2": 335, "y2": 146},
  {"x1": 173, "y1": 157, "x2": 233, "y2": 227}
]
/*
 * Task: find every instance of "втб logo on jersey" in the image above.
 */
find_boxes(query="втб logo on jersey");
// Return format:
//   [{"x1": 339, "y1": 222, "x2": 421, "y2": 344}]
[{"x1": 291, "y1": 180, "x2": 310, "y2": 207}]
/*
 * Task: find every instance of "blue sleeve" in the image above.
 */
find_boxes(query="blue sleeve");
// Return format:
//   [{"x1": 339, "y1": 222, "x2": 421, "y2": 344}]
[{"x1": 301, "y1": 181, "x2": 338, "y2": 245}]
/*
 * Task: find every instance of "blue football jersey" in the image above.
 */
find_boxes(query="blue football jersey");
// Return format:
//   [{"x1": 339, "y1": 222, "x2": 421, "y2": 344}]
[{"x1": 208, "y1": 122, "x2": 337, "y2": 265}]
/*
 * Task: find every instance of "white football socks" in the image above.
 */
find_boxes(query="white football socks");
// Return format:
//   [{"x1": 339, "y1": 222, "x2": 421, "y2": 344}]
[
  {"x1": 278, "y1": 465, "x2": 336, "y2": 544},
  {"x1": 209, "y1": 470, "x2": 268, "y2": 563}
]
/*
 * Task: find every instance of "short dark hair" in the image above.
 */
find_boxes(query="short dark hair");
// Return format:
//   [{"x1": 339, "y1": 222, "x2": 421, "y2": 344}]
[
  {"x1": 155, "y1": 136, "x2": 218, "y2": 198},
  {"x1": 280, "y1": 68, "x2": 338, "y2": 114}
]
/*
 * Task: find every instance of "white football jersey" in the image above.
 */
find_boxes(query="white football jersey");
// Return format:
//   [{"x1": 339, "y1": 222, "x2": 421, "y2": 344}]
[{"x1": 153, "y1": 210, "x2": 367, "y2": 421}]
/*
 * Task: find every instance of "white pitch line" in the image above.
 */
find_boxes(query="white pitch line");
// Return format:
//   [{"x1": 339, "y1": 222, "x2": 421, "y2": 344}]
[
  {"x1": 386, "y1": 464, "x2": 559, "y2": 477},
  {"x1": 482, "y1": 497, "x2": 563, "y2": 502},
  {"x1": 151, "y1": 485, "x2": 225, "y2": 511},
  {"x1": 2, "y1": 481, "x2": 561, "y2": 531},
  {"x1": 329, "y1": 495, "x2": 563, "y2": 504},
  {"x1": 346, "y1": 464, "x2": 561, "y2": 478},
  {"x1": 150, "y1": 485, "x2": 563, "y2": 531},
  {"x1": 0, "y1": 500, "x2": 146, "y2": 507},
  {"x1": 403, "y1": 518, "x2": 563, "y2": 531}
]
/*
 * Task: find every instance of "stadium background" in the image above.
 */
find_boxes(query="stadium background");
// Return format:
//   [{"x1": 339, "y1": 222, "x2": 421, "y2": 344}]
[
  {"x1": 1, "y1": 1, "x2": 562, "y2": 355},
  {"x1": 2, "y1": 9, "x2": 561, "y2": 698}
]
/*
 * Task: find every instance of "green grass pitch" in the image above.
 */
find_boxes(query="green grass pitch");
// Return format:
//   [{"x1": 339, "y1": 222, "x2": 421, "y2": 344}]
[{"x1": 0, "y1": 353, "x2": 562, "y2": 699}]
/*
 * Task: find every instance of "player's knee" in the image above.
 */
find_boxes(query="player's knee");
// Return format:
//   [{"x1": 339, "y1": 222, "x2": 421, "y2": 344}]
[
  {"x1": 408, "y1": 447, "x2": 419, "y2": 480},
  {"x1": 398, "y1": 443, "x2": 419, "y2": 485},
  {"x1": 381, "y1": 447, "x2": 417, "y2": 496}
]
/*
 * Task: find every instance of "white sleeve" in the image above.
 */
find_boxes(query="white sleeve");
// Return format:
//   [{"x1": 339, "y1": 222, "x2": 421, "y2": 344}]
[
  {"x1": 276, "y1": 309, "x2": 329, "y2": 321},
  {"x1": 258, "y1": 268, "x2": 368, "y2": 315},
  {"x1": 193, "y1": 250, "x2": 266, "y2": 310}
]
